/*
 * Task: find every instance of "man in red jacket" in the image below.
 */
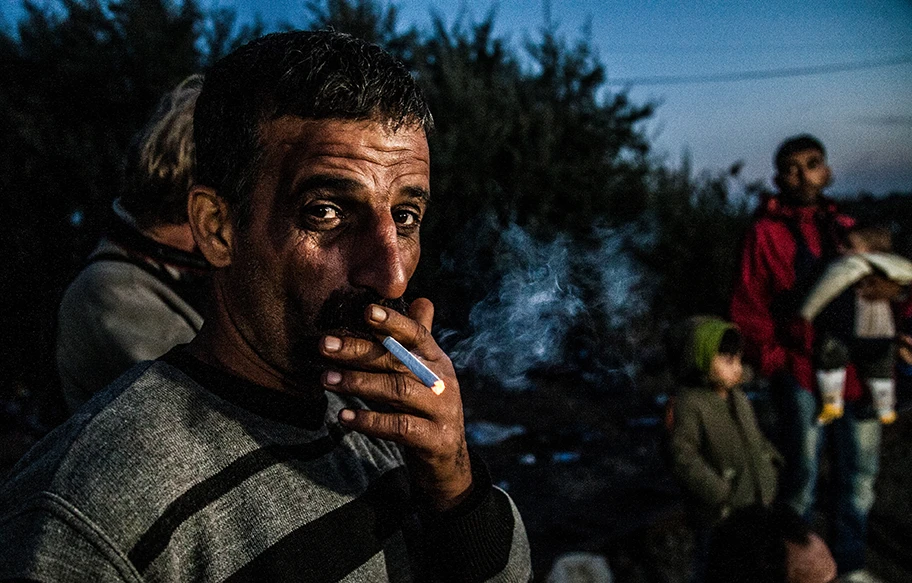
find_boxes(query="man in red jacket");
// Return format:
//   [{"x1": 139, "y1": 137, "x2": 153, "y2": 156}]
[{"x1": 730, "y1": 135, "x2": 880, "y2": 579}]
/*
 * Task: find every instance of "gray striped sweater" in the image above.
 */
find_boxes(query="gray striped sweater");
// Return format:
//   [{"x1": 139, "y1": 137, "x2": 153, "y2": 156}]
[{"x1": 0, "y1": 350, "x2": 531, "y2": 582}]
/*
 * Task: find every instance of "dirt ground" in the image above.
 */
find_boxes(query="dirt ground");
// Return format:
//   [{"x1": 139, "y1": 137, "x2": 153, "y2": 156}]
[{"x1": 461, "y1": 376, "x2": 912, "y2": 582}]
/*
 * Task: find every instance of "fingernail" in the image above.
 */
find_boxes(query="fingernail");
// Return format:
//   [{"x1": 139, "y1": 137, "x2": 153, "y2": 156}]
[
  {"x1": 340, "y1": 409, "x2": 356, "y2": 422},
  {"x1": 370, "y1": 305, "x2": 387, "y2": 322},
  {"x1": 324, "y1": 371, "x2": 341, "y2": 385},
  {"x1": 323, "y1": 336, "x2": 341, "y2": 352}
]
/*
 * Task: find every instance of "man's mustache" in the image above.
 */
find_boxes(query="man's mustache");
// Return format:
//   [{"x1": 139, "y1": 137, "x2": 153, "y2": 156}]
[{"x1": 314, "y1": 289, "x2": 410, "y2": 339}]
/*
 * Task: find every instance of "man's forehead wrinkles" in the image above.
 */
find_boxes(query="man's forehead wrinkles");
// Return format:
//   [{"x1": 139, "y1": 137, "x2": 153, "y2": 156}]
[{"x1": 305, "y1": 149, "x2": 428, "y2": 169}]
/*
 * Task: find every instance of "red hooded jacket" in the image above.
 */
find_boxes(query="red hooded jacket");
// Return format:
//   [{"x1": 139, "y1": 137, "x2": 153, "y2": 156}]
[{"x1": 730, "y1": 195, "x2": 861, "y2": 399}]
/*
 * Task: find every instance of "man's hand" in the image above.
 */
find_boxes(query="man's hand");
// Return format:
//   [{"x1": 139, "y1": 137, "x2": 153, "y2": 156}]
[{"x1": 319, "y1": 298, "x2": 472, "y2": 512}]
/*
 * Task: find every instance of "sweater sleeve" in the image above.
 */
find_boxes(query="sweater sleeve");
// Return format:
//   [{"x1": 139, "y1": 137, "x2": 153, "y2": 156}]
[
  {"x1": 669, "y1": 395, "x2": 731, "y2": 508},
  {"x1": 730, "y1": 224, "x2": 788, "y2": 377},
  {"x1": 0, "y1": 492, "x2": 139, "y2": 583},
  {"x1": 416, "y1": 452, "x2": 532, "y2": 583}
]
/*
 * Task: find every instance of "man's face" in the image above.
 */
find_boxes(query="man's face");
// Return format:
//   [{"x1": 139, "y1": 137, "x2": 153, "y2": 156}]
[
  {"x1": 219, "y1": 117, "x2": 430, "y2": 379},
  {"x1": 775, "y1": 149, "x2": 832, "y2": 205}
]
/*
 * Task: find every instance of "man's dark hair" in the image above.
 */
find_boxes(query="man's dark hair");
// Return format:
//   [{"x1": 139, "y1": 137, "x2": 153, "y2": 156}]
[
  {"x1": 121, "y1": 74, "x2": 203, "y2": 229},
  {"x1": 774, "y1": 134, "x2": 826, "y2": 173},
  {"x1": 717, "y1": 327, "x2": 743, "y2": 358},
  {"x1": 193, "y1": 30, "x2": 434, "y2": 228},
  {"x1": 706, "y1": 503, "x2": 812, "y2": 583}
]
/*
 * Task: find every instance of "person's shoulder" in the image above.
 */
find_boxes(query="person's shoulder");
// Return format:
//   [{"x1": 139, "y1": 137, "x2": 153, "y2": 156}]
[
  {"x1": 728, "y1": 387, "x2": 759, "y2": 415},
  {"x1": 61, "y1": 241, "x2": 158, "y2": 301},
  {"x1": 2, "y1": 361, "x2": 218, "y2": 517},
  {"x1": 675, "y1": 386, "x2": 714, "y2": 409},
  {"x1": 0, "y1": 366, "x2": 150, "y2": 509},
  {"x1": 729, "y1": 386, "x2": 751, "y2": 403}
]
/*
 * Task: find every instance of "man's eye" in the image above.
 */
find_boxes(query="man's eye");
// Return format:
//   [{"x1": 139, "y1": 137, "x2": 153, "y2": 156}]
[
  {"x1": 308, "y1": 205, "x2": 341, "y2": 220},
  {"x1": 394, "y1": 209, "x2": 420, "y2": 227},
  {"x1": 301, "y1": 204, "x2": 344, "y2": 230}
]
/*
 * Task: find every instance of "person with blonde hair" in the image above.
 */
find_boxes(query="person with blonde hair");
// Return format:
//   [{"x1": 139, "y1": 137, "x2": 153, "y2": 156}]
[{"x1": 55, "y1": 75, "x2": 210, "y2": 412}]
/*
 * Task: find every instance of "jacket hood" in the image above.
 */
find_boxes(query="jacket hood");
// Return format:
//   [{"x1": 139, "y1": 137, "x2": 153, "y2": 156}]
[
  {"x1": 674, "y1": 316, "x2": 736, "y2": 386},
  {"x1": 690, "y1": 317, "x2": 735, "y2": 376}
]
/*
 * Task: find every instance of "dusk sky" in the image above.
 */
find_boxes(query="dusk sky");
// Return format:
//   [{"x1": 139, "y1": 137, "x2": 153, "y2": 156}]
[{"x1": 5, "y1": 0, "x2": 912, "y2": 196}]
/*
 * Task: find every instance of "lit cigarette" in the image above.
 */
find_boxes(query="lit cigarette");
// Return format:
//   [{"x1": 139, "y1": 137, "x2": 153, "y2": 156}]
[{"x1": 382, "y1": 336, "x2": 445, "y2": 395}]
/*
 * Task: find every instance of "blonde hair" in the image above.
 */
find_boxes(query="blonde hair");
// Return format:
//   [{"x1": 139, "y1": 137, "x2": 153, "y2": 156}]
[{"x1": 121, "y1": 74, "x2": 203, "y2": 228}]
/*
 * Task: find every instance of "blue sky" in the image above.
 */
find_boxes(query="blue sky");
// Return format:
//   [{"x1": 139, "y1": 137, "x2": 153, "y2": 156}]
[{"x1": 5, "y1": 0, "x2": 912, "y2": 195}]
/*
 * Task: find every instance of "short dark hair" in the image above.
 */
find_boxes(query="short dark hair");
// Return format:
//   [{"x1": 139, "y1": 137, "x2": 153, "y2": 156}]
[
  {"x1": 774, "y1": 134, "x2": 826, "y2": 173},
  {"x1": 193, "y1": 30, "x2": 434, "y2": 228},
  {"x1": 717, "y1": 327, "x2": 743, "y2": 358},
  {"x1": 121, "y1": 74, "x2": 203, "y2": 229},
  {"x1": 706, "y1": 504, "x2": 812, "y2": 583}
]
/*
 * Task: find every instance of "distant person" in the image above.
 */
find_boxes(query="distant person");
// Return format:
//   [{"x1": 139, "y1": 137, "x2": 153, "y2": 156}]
[
  {"x1": 670, "y1": 316, "x2": 781, "y2": 524},
  {"x1": 705, "y1": 503, "x2": 838, "y2": 583},
  {"x1": 800, "y1": 224, "x2": 912, "y2": 425},
  {"x1": 668, "y1": 316, "x2": 781, "y2": 580},
  {"x1": 730, "y1": 134, "x2": 880, "y2": 577},
  {"x1": 55, "y1": 75, "x2": 210, "y2": 412}
]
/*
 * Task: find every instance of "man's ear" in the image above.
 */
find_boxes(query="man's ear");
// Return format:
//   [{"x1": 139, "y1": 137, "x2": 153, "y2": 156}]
[{"x1": 188, "y1": 185, "x2": 234, "y2": 268}]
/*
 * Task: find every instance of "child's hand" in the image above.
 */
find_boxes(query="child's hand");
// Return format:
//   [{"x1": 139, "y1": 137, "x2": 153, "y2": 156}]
[{"x1": 898, "y1": 334, "x2": 912, "y2": 366}]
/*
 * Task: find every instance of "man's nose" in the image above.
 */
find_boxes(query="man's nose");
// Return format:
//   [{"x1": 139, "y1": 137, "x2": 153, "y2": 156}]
[{"x1": 349, "y1": 213, "x2": 409, "y2": 299}]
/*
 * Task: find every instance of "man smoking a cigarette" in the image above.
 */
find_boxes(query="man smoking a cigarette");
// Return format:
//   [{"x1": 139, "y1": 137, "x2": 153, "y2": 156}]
[{"x1": 0, "y1": 30, "x2": 532, "y2": 581}]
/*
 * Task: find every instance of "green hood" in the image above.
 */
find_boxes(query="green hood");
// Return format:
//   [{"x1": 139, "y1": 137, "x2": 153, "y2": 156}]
[{"x1": 689, "y1": 317, "x2": 736, "y2": 377}]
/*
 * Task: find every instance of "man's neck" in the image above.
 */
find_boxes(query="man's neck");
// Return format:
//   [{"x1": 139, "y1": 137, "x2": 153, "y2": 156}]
[
  {"x1": 186, "y1": 300, "x2": 324, "y2": 400},
  {"x1": 779, "y1": 192, "x2": 821, "y2": 210}
]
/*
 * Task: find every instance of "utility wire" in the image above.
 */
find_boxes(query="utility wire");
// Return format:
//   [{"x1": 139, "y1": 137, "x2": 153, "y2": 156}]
[{"x1": 606, "y1": 54, "x2": 912, "y2": 86}]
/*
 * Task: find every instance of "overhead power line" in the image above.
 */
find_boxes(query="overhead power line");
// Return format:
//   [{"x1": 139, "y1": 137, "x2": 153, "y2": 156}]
[{"x1": 606, "y1": 54, "x2": 912, "y2": 86}]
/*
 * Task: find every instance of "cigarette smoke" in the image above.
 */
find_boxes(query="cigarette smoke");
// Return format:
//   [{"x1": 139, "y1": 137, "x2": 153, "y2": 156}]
[{"x1": 439, "y1": 218, "x2": 654, "y2": 391}]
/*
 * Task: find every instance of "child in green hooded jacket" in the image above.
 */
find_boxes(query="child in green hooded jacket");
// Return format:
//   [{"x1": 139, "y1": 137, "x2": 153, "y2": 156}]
[{"x1": 670, "y1": 316, "x2": 782, "y2": 525}]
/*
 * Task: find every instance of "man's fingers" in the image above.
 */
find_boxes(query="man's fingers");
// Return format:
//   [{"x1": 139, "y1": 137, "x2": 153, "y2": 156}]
[
  {"x1": 320, "y1": 334, "x2": 387, "y2": 364},
  {"x1": 365, "y1": 301, "x2": 437, "y2": 354},
  {"x1": 338, "y1": 408, "x2": 434, "y2": 446},
  {"x1": 324, "y1": 369, "x2": 432, "y2": 409}
]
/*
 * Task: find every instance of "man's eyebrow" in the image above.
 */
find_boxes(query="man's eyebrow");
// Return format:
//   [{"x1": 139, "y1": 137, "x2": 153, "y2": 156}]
[
  {"x1": 401, "y1": 185, "x2": 431, "y2": 203},
  {"x1": 294, "y1": 175, "x2": 362, "y2": 196},
  {"x1": 291, "y1": 176, "x2": 429, "y2": 202}
]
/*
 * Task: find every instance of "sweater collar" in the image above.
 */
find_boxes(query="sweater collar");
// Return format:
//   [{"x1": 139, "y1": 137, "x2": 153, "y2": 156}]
[{"x1": 160, "y1": 347, "x2": 328, "y2": 430}]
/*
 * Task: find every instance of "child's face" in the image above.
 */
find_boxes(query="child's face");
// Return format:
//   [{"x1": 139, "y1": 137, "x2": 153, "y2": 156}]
[
  {"x1": 709, "y1": 352, "x2": 743, "y2": 390},
  {"x1": 775, "y1": 148, "x2": 832, "y2": 205}
]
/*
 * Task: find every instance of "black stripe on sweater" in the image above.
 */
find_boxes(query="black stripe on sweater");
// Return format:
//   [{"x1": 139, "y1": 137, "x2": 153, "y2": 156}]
[
  {"x1": 128, "y1": 435, "x2": 339, "y2": 571},
  {"x1": 223, "y1": 467, "x2": 412, "y2": 582}
]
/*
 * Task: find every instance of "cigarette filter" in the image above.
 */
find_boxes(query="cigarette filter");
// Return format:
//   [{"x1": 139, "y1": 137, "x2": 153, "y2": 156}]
[{"x1": 382, "y1": 336, "x2": 445, "y2": 395}]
